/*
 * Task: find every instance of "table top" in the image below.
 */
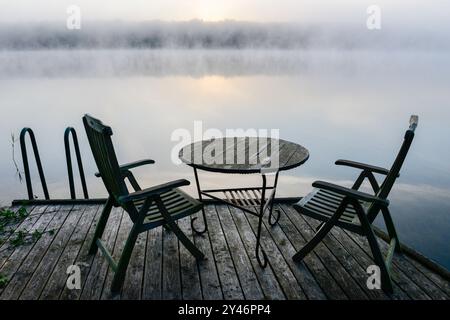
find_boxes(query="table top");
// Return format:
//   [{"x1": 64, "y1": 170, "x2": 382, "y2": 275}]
[{"x1": 178, "y1": 137, "x2": 309, "y2": 174}]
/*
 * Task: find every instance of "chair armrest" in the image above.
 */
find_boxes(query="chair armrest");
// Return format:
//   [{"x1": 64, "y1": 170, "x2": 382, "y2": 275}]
[
  {"x1": 335, "y1": 159, "x2": 394, "y2": 176},
  {"x1": 95, "y1": 159, "x2": 155, "y2": 177},
  {"x1": 120, "y1": 159, "x2": 155, "y2": 171},
  {"x1": 118, "y1": 179, "x2": 190, "y2": 203},
  {"x1": 312, "y1": 181, "x2": 389, "y2": 206}
]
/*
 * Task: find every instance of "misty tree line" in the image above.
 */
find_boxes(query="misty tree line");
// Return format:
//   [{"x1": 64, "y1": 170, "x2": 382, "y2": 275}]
[
  {"x1": 0, "y1": 20, "x2": 446, "y2": 50},
  {"x1": 0, "y1": 21, "x2": 312, "y2": 49}
]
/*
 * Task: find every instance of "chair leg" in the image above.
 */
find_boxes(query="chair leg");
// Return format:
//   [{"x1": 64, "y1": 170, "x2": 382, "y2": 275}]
[
  {"x1": 156, "y1": 198, "x2": 205, "y2": 260},
  {"x1": 111, "y1": 221, "x2": 141, "y2": 293},
  {"x1": 382, "y1": 207, "x2": 401, "y2": 253},
  {"x1": 293, "y1": 217, "x2": 336, "y2": 262},
  {"x1": 89, "y1": 196, "x2": 114, "y2": 255},
  {"x1": 364, "y1": 225, "x2": 394, "y2": 293},
  {"x1": 357, "y1": 207, "x2": 394, "y2": 293},
  {"x1": 110, "y1": 198, "x2": 151, "y2": 293},
  {"x1": 292, "y1": 202, "x2": 347, "y2": 262},
  {"x1": 315, "y1": 221, "x2": 324, "y2": 231},
  {"x1": 174, "y1": 220, "x2": 205, "y2": 260}
]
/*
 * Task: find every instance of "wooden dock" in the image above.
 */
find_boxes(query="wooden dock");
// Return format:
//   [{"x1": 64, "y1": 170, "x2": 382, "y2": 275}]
[{"x1": 0, "y1": 203, "x2": 449, "y2": 300}]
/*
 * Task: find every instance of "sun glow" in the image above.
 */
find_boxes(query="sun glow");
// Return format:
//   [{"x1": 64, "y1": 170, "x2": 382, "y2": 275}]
[{"x1": 193, "y1": 2, "x2": 229, "y2": 21}]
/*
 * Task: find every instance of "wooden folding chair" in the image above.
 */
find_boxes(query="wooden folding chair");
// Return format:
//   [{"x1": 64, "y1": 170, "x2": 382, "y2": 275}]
[
  {"x1": 83, "y1": 114, "x2": 204, "y2": 293},
  {"x1": 293, "y1": 115, "x2": 419, "y2": 293}
]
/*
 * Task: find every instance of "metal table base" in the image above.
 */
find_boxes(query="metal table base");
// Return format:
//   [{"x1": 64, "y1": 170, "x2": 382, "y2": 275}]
[{"x1": 191, "y1": 167, "x2": 280, "y2": 268}]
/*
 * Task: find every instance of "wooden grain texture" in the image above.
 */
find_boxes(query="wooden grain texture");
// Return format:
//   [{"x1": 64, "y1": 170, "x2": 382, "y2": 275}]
[
  {"x1": 349, "y1": 225, "x2": 448, "y2": 300},
  {"x1": 59, "y1": 204, "x2": 104, "y2": 300},
  {"x1": 293, "y1": 205, "x2": 390, "y2": 300},
  {"x1": 281, "y1": 205, "x2": 369, "y2": 300},
  {"x1": 178, "y1": 216, "x2": 202, "y2": 300},
  {"x1": 79, "y1": 207, "x2": 123, "y2": 300},
  {"x1": 1, "y1": 205, "x2": 72, "y2": 300},
  {"x1": 215, "y1": 205, "x2": 265, "y2": 300},
  {"x1": 276, "y1": 205, "x2": 348, "y2": 300},
  {"x1": 204, "y1": 205, "x2": 243, "y2": 299},
  {"x1": 0, "y1": 203, "x2": 448, "y2": 301},
  {"x1": 179, "y1": 138, "x2": 309, "y2": 174},
  {"x1": 39, "y1": 205, "x2": 99, "y2": 300},
  {"x1": 161, "y1": 221, "x2": 182, "y2": 300},
  {"x1": 340, "y1": 227, "x2": 432, "y2": 300},
  {"x1": 192, "y1": 211, "x2": 223, "y2": 300},
  {"x1": 257, "y1": 205, "x2": 326, "y2": 300},
  {"x1": 0, "y1": 205, "x2": 35, "y2": 249},
  {"x1": 0, "y1": 206, "x2": 46, "y2": 269},
  {"x1": 227, "y1": 206, "x2": 285, "y2": 300},
  {"x1": 120, "y1": 217, "x2": 147, "y2": 300},
  {"x1": 142, "y1": 227, "x2": 163, "y2": 299},
  {"x1": 19, "y1": 205, "x2": 86, "y2": 299},
  {"x1": 242, "y1": 208, "x2": 307, "y2": 299}
]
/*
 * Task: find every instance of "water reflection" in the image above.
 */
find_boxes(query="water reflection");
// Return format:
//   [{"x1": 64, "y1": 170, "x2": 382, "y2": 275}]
[{"x1": 0, "y1": 49, "x2": 449, "y2": 268}]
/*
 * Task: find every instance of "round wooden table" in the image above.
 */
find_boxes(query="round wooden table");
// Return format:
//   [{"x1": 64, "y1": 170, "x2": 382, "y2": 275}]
[{"x1": 179, "y1": 137, "x2": 309, "y2": 267}]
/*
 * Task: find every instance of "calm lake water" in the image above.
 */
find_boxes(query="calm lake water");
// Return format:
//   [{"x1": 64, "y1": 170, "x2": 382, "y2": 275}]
[{"x1": 0, "y1": 49, "x2": 449, "y2": 269}]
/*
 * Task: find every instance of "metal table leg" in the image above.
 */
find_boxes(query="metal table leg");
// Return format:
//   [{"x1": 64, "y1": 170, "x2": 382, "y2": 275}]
[
  {"x1": 191, "y1": 168, "x2": 280, "y2": 267},
  {"x1": 255, "y1": 171, "x2": 281, "y2": 268},
  {"x1": 267, "y1": 171, "x2": 281, "y2": 226},
  {"x1": 191, "y1": 167, "x2": 208, "y2": 235},
  {"x1": 255, "y1": 174, "x2": 269, "y2": 268}
]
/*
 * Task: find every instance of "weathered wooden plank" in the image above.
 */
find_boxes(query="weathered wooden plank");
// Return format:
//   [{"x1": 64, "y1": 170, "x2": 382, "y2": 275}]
[
  {"x1": 100, "y1": 211, "x2": 132, "y2": 300},
  {"x1": 100, "y1": 210, "x2": 132, "y2": 300},
  {"x1": 121, "y1": 219, "x2": 147, "y2": 300},
  {"x1": 39, "y1": 205, "x2": 99, "y2": 300},
  {"x1": 242, "y1": 209, "x2": 306, "y2": 299},
  {"x1": 322, "y1": 216, "x2": 410, "y2": 300},
  {"x1": 0, "y1": 205, "x2": 35, "y2": 247},
  {"x1": 162, "y1": 222, "x2": 182, "y2": 300},
  {"x1": 79, "y1": 207, "x2": 123, "y2": 300},
  {"x1": 276, "y1": 205, "x2": 347, "y2": 299},
  {"x1": 204, "y1": 206, "x2": 243, "y2": 300},
  {"x1": 0, "y1": 206, "x2": 53, "y2": 295},
  {"x1": 258, "y1": 205, "x2": 327, "y2": 300},
  {"x1": 215, "y1": 205, "x2": 265, "y2": 300},
  {"x1": 282, "y1": 204, "x2": 369, "y2": 299},
  {"x1": 192, "y1": 212, "x2": 223, "y2": 300},
  {"x1": 295, "y1": 206, "x2": 391, "y2": 300},
  {"x1": 179, "y1": 138, "x2": 308, "y2": 173},
  {"x1": 364, "y1": 229, "x2": 448, "y2": 299},
  {"x1": 0, "y1": 206, "x2": 46, "y2": 268},
  {"x1": 19, "y1": 205, "x2": 86, "y2": 299},
  {"x1": 226, "y1": 206, "x2": 285, "y2": 300},
  {"x1": 59, "y1": 204, "x2": 104, "y2": 300},
  {"x1": 389, "y1": 254, "x2": 448, "y2": 299},
  {"x1": 341, "y1": 228, "x2": 432, "y2": 300},
  {"x1": 178, "y1": 216, "x2": 202, "y2": 300},
  {"x1": 406, "y1": 258, "x2": 450, "y2": 298},
  {"x1": 1, "y1": 205, "x2": 72, "y2": 300},
  {"x1": 1, "y1": 203, "x2": 447, "y2": 301},
  {"x1": 142, "y1": 227, "x2": 163, "y2": 300}
]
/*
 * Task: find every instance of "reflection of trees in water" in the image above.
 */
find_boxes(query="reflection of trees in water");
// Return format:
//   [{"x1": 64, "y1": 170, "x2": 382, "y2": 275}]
[{"x1": 0, "y1": 49, "x2": 394, "y2": 78}]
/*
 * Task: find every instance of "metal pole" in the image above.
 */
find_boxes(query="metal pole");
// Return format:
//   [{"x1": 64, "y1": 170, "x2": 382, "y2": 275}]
[
  {"x1": 20, "y1": 128, "x2": 50, "y2": 200},
  {"x1": 191, "y1": 167, "x2": 208, "y2": 234},
  {"x1": 64, "y1": 127, "x2": 89, "y2": 199},
  {"x1": 267, "y1": 171, "x2": 281, "y2": 226},
  {"x1": 255, "y1": 174, "x2": 268, "y2": 268}
]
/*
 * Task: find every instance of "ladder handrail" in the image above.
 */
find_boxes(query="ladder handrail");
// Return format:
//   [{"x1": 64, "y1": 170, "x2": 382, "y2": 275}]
[
  {"x1": 20, "y1": 128, "x2": 50, "y2": 200},
  {"x1": 64, "y1": 127, "x2": 89, "y2": 200}
]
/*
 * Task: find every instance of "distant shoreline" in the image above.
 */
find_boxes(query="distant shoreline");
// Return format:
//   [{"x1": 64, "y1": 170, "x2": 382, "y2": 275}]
[{"x1": 1, "y1": 20, "x2": 449, "y2": 51}]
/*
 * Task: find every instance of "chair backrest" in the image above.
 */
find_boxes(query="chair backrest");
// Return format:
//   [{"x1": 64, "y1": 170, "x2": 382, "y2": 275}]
[
  {"x1": 83, "y1": 114, "x2": 128, "y2": 200},
  {"x1": 377, "y1": 115, "x2": 419, "y2": 200}
]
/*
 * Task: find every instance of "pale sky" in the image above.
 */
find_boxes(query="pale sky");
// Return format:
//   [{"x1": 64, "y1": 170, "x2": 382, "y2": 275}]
[{"x1": 0, "y1": 0, "x2": 449, "y2": 29}]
